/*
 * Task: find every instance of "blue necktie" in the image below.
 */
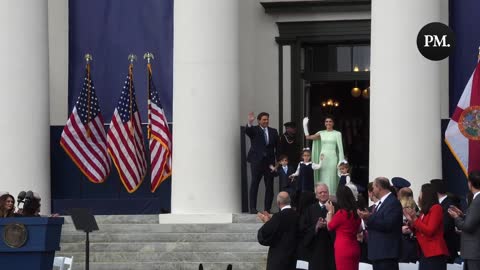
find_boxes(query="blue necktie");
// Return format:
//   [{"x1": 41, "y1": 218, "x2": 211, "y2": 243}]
[{"x1": 263, "y1": 128, "x2": 269, "y2": 144}]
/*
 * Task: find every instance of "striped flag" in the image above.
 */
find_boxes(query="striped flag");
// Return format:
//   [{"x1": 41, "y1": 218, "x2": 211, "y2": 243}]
[
  {"x1": 445, "y1": 60, "x2": 480, "y2": 175},
  {"x1": 60, "y1": 65, "x2": 111, "y2": 183},
  {"x1": 107, "y1": 64, "x2": 147, "y2": 193},
  {"x1": 147, "y1": 63, "x2": 172, "y2": 192}
]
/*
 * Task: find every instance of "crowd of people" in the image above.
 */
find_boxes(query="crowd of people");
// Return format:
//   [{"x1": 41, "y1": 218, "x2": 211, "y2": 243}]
[
  {"x1": 245, "y1": 112, "x2": 480, "y2": 270},
  {"x1": 257, "y1": 173, "x2": 480, "y2": 270},
  {"x1": 246, "y1": 112, "x2": 354, "y2": 214}
]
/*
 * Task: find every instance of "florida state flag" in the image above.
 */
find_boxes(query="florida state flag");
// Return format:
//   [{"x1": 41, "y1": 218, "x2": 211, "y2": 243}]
[{"x1": 445, "y1": 60, "x2": 480, "y2": 175}]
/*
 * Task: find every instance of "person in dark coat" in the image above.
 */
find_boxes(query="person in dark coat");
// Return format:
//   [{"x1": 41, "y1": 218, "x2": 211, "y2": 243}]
[
  {"x1": 430, "y1": 179, "x2": 460, "y2": 264},
  {"x1": 271, "y1": 155, "x2": 297, "y2": 205},
  {"x1": 246, "y1": 112, "x2": 279, "y2": 214},
  {"x1": 359, "y1": 182, "x2": 379, "y2": 263},
  {"x1": 449, "y1": 171, "x2": 480, "y2": 270},
  {"x1": 277, "y1": 121, "x2": 301, "y2": 167},
  {"x1": 257, "y1": 191, "x2": 298, "y2": 270},
  {"x1": 295, "y1": 191, "x2": 317, "y2": 266},
  {"x1": 298, "y1": 183, "x2": 335, "y2": 270},
  {"x1": 358, "y1": 177, "x2": 403, "y2": 270}
]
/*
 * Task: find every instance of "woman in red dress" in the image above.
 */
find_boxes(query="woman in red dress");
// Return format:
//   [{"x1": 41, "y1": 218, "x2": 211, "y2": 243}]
[{"x1": 326, "y1": 185, "x2": 362, "y2": 270}]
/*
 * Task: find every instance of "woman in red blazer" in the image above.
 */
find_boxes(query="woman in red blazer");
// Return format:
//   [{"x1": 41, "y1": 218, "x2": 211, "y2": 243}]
[{"x1": 404, "y1": 183, "x2": 449, "y2": 270}]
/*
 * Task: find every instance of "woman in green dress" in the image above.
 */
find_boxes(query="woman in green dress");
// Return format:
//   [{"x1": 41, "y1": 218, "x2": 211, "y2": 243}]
[{"x1": 304, "y1": 116, "x2": 344, "y2": 194}]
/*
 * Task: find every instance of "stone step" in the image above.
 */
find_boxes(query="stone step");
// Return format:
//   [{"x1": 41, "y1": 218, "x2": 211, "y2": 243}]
[
  {"x1": 61, "y1": 223, "x2": 262, "y2": 233},
  {"x1": 63, "y1": 215, "x2": 159, "y2": 224},
  {"x1": 60, "y1": 232, "x2": 257, "y2": 243},
  {"x1": 67, "y1": 262, "x2": 266, "y2": 270},
  {"x1": 57, "y1": 215, "x2": 266, "y2": 270},
  {"x1": 60, "y1": 242, "x2": 268, "y2": 253},
  {"x1": 55, "y1": 251, "x2": 267, "y2": 263},
  {"x1": 231, "y1": 214, "x2": 260, "y2": 224},
  {"x1": 62, "y1": 214, "x2": 261, "y2": 225}
]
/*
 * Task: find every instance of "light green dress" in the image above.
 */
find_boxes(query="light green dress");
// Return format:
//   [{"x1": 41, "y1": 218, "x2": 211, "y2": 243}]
[{"x1": 311, "y1": 130, "x2": 344, "y2": 194}]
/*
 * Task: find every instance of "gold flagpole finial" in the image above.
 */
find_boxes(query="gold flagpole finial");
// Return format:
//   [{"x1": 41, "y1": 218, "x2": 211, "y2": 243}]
[
  {"x1": 85, "y1": 53, "x2": 93, "y2": 63},
  {"x1": 128, "y1": 54, "x2": 137, "y2": 64},
  {"x1": 144, "y1": 52, "x2": 154, "y2": 64}
]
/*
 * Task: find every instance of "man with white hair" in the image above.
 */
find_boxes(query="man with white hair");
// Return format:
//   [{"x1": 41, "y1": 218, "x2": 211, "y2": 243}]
[
  {"x1": 299, "y1": 183, "x2": 335, "y2": 270},
  {"x1": 257, "y1": 191, "x2": 298, "y2": 270}
]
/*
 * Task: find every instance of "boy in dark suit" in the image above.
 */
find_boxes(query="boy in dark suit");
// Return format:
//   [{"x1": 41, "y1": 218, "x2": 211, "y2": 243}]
[{"x1": 271, "y1": 155, "x2": 297, "y2": 207}]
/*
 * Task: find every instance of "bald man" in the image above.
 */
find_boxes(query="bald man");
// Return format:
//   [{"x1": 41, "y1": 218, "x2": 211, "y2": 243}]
[{"x1": 257, "y1": 192, "x2": 298, "y2": 270}]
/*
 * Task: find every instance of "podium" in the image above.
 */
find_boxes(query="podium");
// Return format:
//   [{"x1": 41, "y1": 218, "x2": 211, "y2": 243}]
[{"x1": 0, "y1": 217, "x2": 64, "y2": 270}]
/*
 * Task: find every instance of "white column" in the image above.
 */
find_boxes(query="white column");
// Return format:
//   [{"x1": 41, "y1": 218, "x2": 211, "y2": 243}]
[
  {"x1": 48, "y1": 0, "x2": 69, "y2": 125},
  {"x1": 164, "y1": 0, "x2": 240, "y2": 223},
  {"x1": 0, "y1": 1, "x2": 50, "y2": 213},
  {"x1": 369, "y1": 0, "x2": 445, "y2": 197}
]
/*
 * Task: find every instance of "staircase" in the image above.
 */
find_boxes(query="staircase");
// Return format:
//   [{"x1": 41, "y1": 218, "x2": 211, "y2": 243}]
[{"x1": 57, "y1": 214, "x2": 268, "y2": 270}]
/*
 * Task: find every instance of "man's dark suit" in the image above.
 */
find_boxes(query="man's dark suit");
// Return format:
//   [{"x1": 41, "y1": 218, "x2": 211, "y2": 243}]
[
  {"x1": 367, "y1": 193, "x2": 403, "y2": 270},
  {"x1": 454, "y1": 193, "x2": 480, "y2": 270},
  {"x1": 258, "y1": 207, "x2": 298, "y2": 270},
  {"x1": 299, "y1": 202, "x2": 335, "y2": 270},
  {"x1": 439, "y1": 196, "x2": 459, "y2": 263},
  {"x1": 246, "y1": 124, "x2": 278, "y2": 212},
  {"x1": 277, "y1": 166, "x2": 296, "y2": 194}
]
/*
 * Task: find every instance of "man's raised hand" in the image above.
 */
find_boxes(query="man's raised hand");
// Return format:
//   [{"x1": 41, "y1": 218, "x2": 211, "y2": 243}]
[{"x1": 248, "y1": 112, "x2": 255, "y2": 125}]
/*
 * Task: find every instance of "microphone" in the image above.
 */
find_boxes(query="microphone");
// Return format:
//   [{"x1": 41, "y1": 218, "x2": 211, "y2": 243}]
[
  {"x1": 25, "y1": 190, "x2": 33, "y2": 200},
  {"x1": 17, "y1": 191, "x2": 26, "y2": 201},
  {"x1": 24, "y1": 191, "x2": 33, "y2": 207},
  {"x1": 17, "y1": 191, "x2": 26, "y2": 206}
]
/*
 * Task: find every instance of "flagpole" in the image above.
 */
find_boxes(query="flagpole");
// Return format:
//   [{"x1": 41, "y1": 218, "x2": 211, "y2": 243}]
[
  {"x1": 127, "y1": 54, "x2": 137, "y2": 137},
  {"x1": 85, "y1": 53, "x2": 93, "y2": 137},
  {"x1": 144, "y1": 52, "x2": 154, "y2": 139}
]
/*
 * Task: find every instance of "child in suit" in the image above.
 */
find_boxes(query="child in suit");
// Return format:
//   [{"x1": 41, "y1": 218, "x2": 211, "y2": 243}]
[
  {"x1": 270, "y1": 155, "x2": 297, "y2": 205},
  {"x1": 338, "y1": 160, "x2": 351, "y2": 188},
  {"x1": 289, "y1": 149, "x2": 323, "y2": 192}
]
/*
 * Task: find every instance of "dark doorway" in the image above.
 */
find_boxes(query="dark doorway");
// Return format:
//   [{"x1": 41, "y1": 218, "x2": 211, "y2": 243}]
[
  {"x1": 273, "y1": 19, "x2": 371, "y2": 194},
  {"x1": 307, "y1": 80, "x2": 370, "y2": 188}
]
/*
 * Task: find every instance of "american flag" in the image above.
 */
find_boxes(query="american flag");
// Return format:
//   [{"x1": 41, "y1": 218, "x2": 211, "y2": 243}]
[
  {"x1": 147, "y1": 64, "x2": 172, "y2": 192},
  {"x1": 60, "y1": 67, "x2": 111, "y2": 183},
  {"x1": 107, "y1": 65, "x2": 147, "y2": 193}
]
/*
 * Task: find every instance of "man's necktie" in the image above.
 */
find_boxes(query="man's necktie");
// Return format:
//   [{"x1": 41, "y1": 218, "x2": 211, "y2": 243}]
[
  {"x1": 283, "y1": 167, "x2": 288, "y2": 174},
  {"x1": 374, "y1": 201, "x2": 382, "y2": 213},
  {"x1": 264, "y1": 128, "x2": 269, "y2": 145}
]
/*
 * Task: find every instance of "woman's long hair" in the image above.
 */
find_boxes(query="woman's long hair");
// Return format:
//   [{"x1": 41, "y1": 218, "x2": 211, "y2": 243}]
[
  {"x1": 0, "y1": 194, "x2": 15, "y2": 217},
  {"x1": 419, "y1": 183, "x2": 438, "y2": 215},
  {"x1": 336, "y1": 185, "x2": 359, "y2": 218}
]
